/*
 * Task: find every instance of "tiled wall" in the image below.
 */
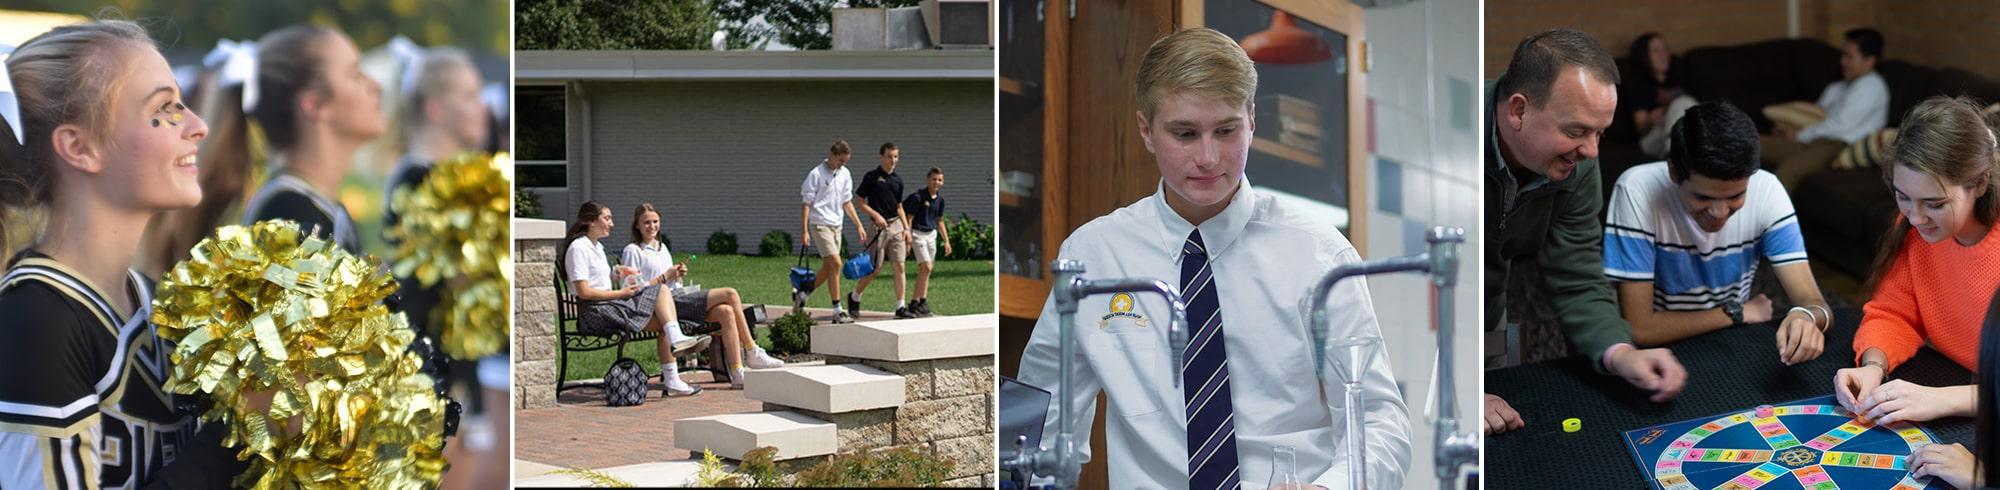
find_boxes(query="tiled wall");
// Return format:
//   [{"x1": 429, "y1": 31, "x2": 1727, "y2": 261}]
[{"x1": 1362, "y1": 0, "x2": 1481, "y2": 488}]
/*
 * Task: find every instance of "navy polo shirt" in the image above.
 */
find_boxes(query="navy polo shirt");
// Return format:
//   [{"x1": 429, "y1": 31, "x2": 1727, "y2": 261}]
[
  {"x1": 856, "y1": 167, "x2": 905, "y2": 221},
  {"x1": 903, "y1": 189, "x2": 945, "y2": 232}
]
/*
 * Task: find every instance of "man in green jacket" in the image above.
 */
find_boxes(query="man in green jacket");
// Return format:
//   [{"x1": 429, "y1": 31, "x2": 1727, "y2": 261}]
[{"x1": 1484, "y1": 28, "x2": 1688, "y2": 436}]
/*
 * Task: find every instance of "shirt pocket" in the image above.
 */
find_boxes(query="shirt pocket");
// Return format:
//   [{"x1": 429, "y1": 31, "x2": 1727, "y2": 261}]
[{"x1": 1085, "y1": 322, "x2": 1167, "y2": 418}]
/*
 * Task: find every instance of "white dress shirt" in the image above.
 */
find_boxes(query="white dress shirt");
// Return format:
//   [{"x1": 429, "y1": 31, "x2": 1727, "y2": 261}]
[
  {"x1": 565, "y1": 236, "x2": 612, "y2": 292},
  {"x1": 622, "y1": 240, "x2": 681, "y2": 290},
  {"x1": 1796, "y1": 71, "x2": 1889, "y2": 144},
  {"x1": 1017, "y1": 179, "x2": 1411, "y2": 489},
  {"x1": 800, "y1": 160, "x2": 853, "y2": 226}
]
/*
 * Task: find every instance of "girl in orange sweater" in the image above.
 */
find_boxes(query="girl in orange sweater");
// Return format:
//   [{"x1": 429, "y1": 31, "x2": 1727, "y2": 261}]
[
  {"x1": 1834, "y1": 96, "x2": 2000, "y2": 425},
  {"x1": 1902, "y1": 286, "x2": 2000, "y2": 489}
]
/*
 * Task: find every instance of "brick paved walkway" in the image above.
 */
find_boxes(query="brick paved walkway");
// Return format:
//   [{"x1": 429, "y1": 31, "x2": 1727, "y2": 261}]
[{"x1": 516, "y1": 307, "x2": 899, "y2": 470}]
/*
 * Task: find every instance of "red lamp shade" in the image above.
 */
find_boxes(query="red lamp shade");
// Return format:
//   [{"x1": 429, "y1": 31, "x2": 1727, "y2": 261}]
[{"x1": 1240, "y1": 11, "x2": 1334, "y2": 65}]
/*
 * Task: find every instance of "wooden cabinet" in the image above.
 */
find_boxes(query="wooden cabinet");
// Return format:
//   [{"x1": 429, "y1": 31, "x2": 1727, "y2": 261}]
[{"x1": 997, "y1": 0, "x2": 1068, "y2": 320}]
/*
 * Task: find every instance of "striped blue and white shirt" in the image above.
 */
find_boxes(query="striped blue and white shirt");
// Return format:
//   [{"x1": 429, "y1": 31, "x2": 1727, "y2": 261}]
[{"x1": 1604, "y1": 162, "x2": 1808, "y2": 311}]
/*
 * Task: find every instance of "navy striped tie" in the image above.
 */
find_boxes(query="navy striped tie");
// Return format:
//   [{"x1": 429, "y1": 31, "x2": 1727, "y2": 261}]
[{"x1": 1182, "y1": 229, "x2": 1241, "y2": 489}]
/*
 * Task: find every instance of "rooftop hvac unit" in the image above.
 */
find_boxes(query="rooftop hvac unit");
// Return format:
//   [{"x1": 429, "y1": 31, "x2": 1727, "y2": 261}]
[
  {"x1": 832, "y1": 7, "x2": 932, "y2": 50},
  {"x1": 921, "y1": 0, "x2": 991, "y2": 48}
]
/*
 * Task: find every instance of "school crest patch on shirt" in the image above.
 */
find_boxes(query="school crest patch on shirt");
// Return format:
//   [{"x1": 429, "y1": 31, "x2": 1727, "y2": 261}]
[{"x1": 1099, "y1": 292, "x2": 1149, "y2": 329}]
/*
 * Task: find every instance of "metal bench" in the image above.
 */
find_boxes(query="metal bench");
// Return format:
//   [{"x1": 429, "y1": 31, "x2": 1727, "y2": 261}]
[{"x1": 554, "y1": 254, "x2": 731, "y2": 394}]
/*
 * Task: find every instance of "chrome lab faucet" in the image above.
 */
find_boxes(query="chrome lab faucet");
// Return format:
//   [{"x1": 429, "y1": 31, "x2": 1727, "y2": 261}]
[
  {"x1": 1305, "y1": 226, "x2": 1474, "y2": 490},
  {"x1": 1001, "y1": 259, "x2": 1187, "y2": 490}
]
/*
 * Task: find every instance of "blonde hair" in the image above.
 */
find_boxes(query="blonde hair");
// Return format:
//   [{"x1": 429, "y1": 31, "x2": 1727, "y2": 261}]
[
  {"x1": 399, "y1": 47, "x2": 476, "y2": 139},
  {"x1": 630, "y1": 202, "x2": 660, "y2": 245},
  {"x1": 1135, "y1": 27, "x2": 1257, "y2": 119},
  {"x1": 0, "y1": 20, "x2": 156, "y2": 256}
]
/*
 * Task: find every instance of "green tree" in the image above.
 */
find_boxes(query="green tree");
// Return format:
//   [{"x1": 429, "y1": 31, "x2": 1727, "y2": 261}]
[
  {"x1": 716, "y1": 0, "x2": 920, "y2": 50},
  {"x1": 516, "y1": 0, "x2": 717, "y2": 50}
]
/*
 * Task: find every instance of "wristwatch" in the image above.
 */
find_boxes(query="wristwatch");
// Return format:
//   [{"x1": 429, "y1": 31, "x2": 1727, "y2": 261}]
[{"x1": 1723, "y1": 301, "x2": 1744, "y2": 324}]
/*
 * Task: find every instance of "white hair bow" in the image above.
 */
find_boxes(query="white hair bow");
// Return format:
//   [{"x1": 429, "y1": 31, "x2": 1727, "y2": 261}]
[
  {"x1": 386, "y1": 36, "x2": 424, "y2": 100},
  {"x1": 204, "y1": 39, "x2": 260, "y2": 112},
  {"x1": 0, "y1": 44, "x2": 20, "y2": 146}
]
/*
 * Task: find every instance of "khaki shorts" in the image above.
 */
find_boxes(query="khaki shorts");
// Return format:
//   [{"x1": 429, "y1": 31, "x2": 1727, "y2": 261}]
[
  {"x1": 910, "y1": 229, "x2": 938, "y2": 263},
  {"x1": 877, "y1": 219, "x2": 910, "y2": 263},
  {"x1": 811, "y1": 225, "x2": 843, "y2": 256}
]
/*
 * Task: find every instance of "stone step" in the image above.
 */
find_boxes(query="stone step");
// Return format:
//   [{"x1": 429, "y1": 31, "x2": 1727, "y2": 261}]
[
  {"x1": 811, "y1": 314, "x2": 998, "y2": 361},
  {"x1": 745, "y1": 364, "x2": 905, "y2": 413},
  {"x1": 673, "y1": 411, "x2": 836, "y2": 461}
]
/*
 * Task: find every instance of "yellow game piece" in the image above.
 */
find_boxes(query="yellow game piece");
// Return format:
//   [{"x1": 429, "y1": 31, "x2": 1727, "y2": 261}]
[{"x1": 1563, "y1": 418, "x2": 1581, "y2": 433}]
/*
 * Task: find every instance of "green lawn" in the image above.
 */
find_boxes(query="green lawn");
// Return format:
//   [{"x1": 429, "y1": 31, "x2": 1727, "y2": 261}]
[{"x1": 552, "y1": 254, "x2": 993, "y2": 382}]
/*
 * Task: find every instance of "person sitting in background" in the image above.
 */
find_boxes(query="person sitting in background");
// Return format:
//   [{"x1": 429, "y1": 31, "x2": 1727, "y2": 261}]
[
  {"x1": 1760, "y1": 28, "x2": 1889, "y2": 189},
  {"x1": 1620, "y1": 32, "x2": 1694, "y2": 158},
  {"x1": 622, "y1": 203, "x2": 784, "y2": 390},
  {"x1": 1604, "y1": 101, "x2": 1830, "y2": 365}
]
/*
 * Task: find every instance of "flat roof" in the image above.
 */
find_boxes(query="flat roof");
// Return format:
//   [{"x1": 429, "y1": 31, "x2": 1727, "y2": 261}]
[{"x1": 515, "y1": 49, "x2": 994, "y2": 82}]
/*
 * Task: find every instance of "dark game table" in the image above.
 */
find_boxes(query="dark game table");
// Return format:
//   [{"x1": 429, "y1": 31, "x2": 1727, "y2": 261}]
[{"x1": 1484, "y1": 308, "x2": 1977, "y2": 488}]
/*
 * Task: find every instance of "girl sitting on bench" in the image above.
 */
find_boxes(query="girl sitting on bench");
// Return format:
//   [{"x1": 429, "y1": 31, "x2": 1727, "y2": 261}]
[
  {"x1": 623, "y1": 203, "x2": 784, "y2": 390},
  {"x1": 565, "y1": 201, "x2": 734, "y2": 397}
]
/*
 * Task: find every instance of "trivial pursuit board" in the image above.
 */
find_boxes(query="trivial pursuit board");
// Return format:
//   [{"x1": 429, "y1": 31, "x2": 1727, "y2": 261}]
[{"x1": 1621, "y1": 395, "x2": 1943, "y2": 490}]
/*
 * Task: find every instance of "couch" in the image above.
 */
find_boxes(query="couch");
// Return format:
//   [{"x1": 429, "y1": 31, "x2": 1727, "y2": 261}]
[{"x1": 1597, "y1": 37, "x2": 2000, "y2": 279}]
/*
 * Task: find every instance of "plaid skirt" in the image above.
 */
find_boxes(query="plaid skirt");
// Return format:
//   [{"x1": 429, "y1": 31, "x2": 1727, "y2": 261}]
[{"x1": 579, "y1": 285, "x2": 709, "y2": 335}]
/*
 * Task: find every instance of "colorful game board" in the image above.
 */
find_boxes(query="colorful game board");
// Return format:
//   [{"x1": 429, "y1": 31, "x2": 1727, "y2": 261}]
[{"x1": 1622, "y1": 395, "x2": 1944, "y2": 490}]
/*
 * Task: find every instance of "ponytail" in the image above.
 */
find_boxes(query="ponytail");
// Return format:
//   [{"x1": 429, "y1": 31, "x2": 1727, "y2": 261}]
[{"x1": 561, "y1": 200, "x2": 607, "y2": 260}]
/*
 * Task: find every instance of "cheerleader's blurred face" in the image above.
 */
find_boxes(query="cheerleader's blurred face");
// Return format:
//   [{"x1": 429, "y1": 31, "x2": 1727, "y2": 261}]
[
  {"x1": 434, "y1": 62, "x2": 488, "y2": 151},
  {"x1": 305, "y1": 32, "x2": 384, "y2": 142},
  {"x1": 67, "y1": 43, "x2": 208, "y2": 211}
]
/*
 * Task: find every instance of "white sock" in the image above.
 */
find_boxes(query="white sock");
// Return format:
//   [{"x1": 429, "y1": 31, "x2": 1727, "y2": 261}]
[
  {"x1": 897, "y1": 299, "x2": 907, "y2": 309},
  {"x1": 662, "y1": 363, "x2": 679, "y2": 380}
]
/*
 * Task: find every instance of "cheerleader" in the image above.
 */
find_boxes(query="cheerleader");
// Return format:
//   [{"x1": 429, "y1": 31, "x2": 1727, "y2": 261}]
[
  {"x1": 0, "y1": 20, "x2": 237, "y2": 488},
  {"x1": 239, "y1": 25, "x2": 382, "y2": 254}
]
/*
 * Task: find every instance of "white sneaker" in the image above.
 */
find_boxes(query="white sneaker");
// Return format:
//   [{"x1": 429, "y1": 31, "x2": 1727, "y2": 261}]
[
  {"x1": 663, "y1": 376, "x2": 701, "y2": 397},
  {"x1": 729, "y1": 367, "x2": 746, "y2": 390},
  {"x1": 745, "y1": 348, "x2": 786, "y2": 369},
  {"x1": 671, "y1": 336, "x2": 711, "y2": 357}
]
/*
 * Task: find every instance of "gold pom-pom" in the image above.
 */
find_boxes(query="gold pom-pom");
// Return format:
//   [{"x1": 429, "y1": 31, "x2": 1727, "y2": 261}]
[
  {"x1": 388, "y1": 152, "x2": 513, "y2": 360},
  {"x1": 152, "y1": 220, "x2": 448, "y2": 489}
]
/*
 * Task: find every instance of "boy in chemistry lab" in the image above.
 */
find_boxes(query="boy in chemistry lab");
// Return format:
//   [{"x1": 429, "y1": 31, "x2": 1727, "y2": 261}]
[{"x1": 1015, "y1": 27, "x2": 1411, "y2": 489}]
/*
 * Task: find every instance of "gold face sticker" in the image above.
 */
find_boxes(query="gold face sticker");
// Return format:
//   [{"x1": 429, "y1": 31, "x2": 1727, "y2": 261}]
[
  {"x1": 1099, "y1": 292, "x2": 1150, "y2": 329},
  {"x1": 151, "y1": 101, "x2": 186, "y2": 128}
]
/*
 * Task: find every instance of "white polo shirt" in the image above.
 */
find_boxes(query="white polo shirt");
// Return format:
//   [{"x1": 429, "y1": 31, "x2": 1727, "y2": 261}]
[
  {"x1": 622, "y1": 240, "x2": 680, "y2": 291},
  {"x1": 565, "y1": 236, "x2": 612, "y2": 292},
  {"x1": 801, "y1": 160, "x2": 853, "y2": 227},
  {"x1": 1016, "y1": 178, "x2": 1412, "y2": 489}
]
